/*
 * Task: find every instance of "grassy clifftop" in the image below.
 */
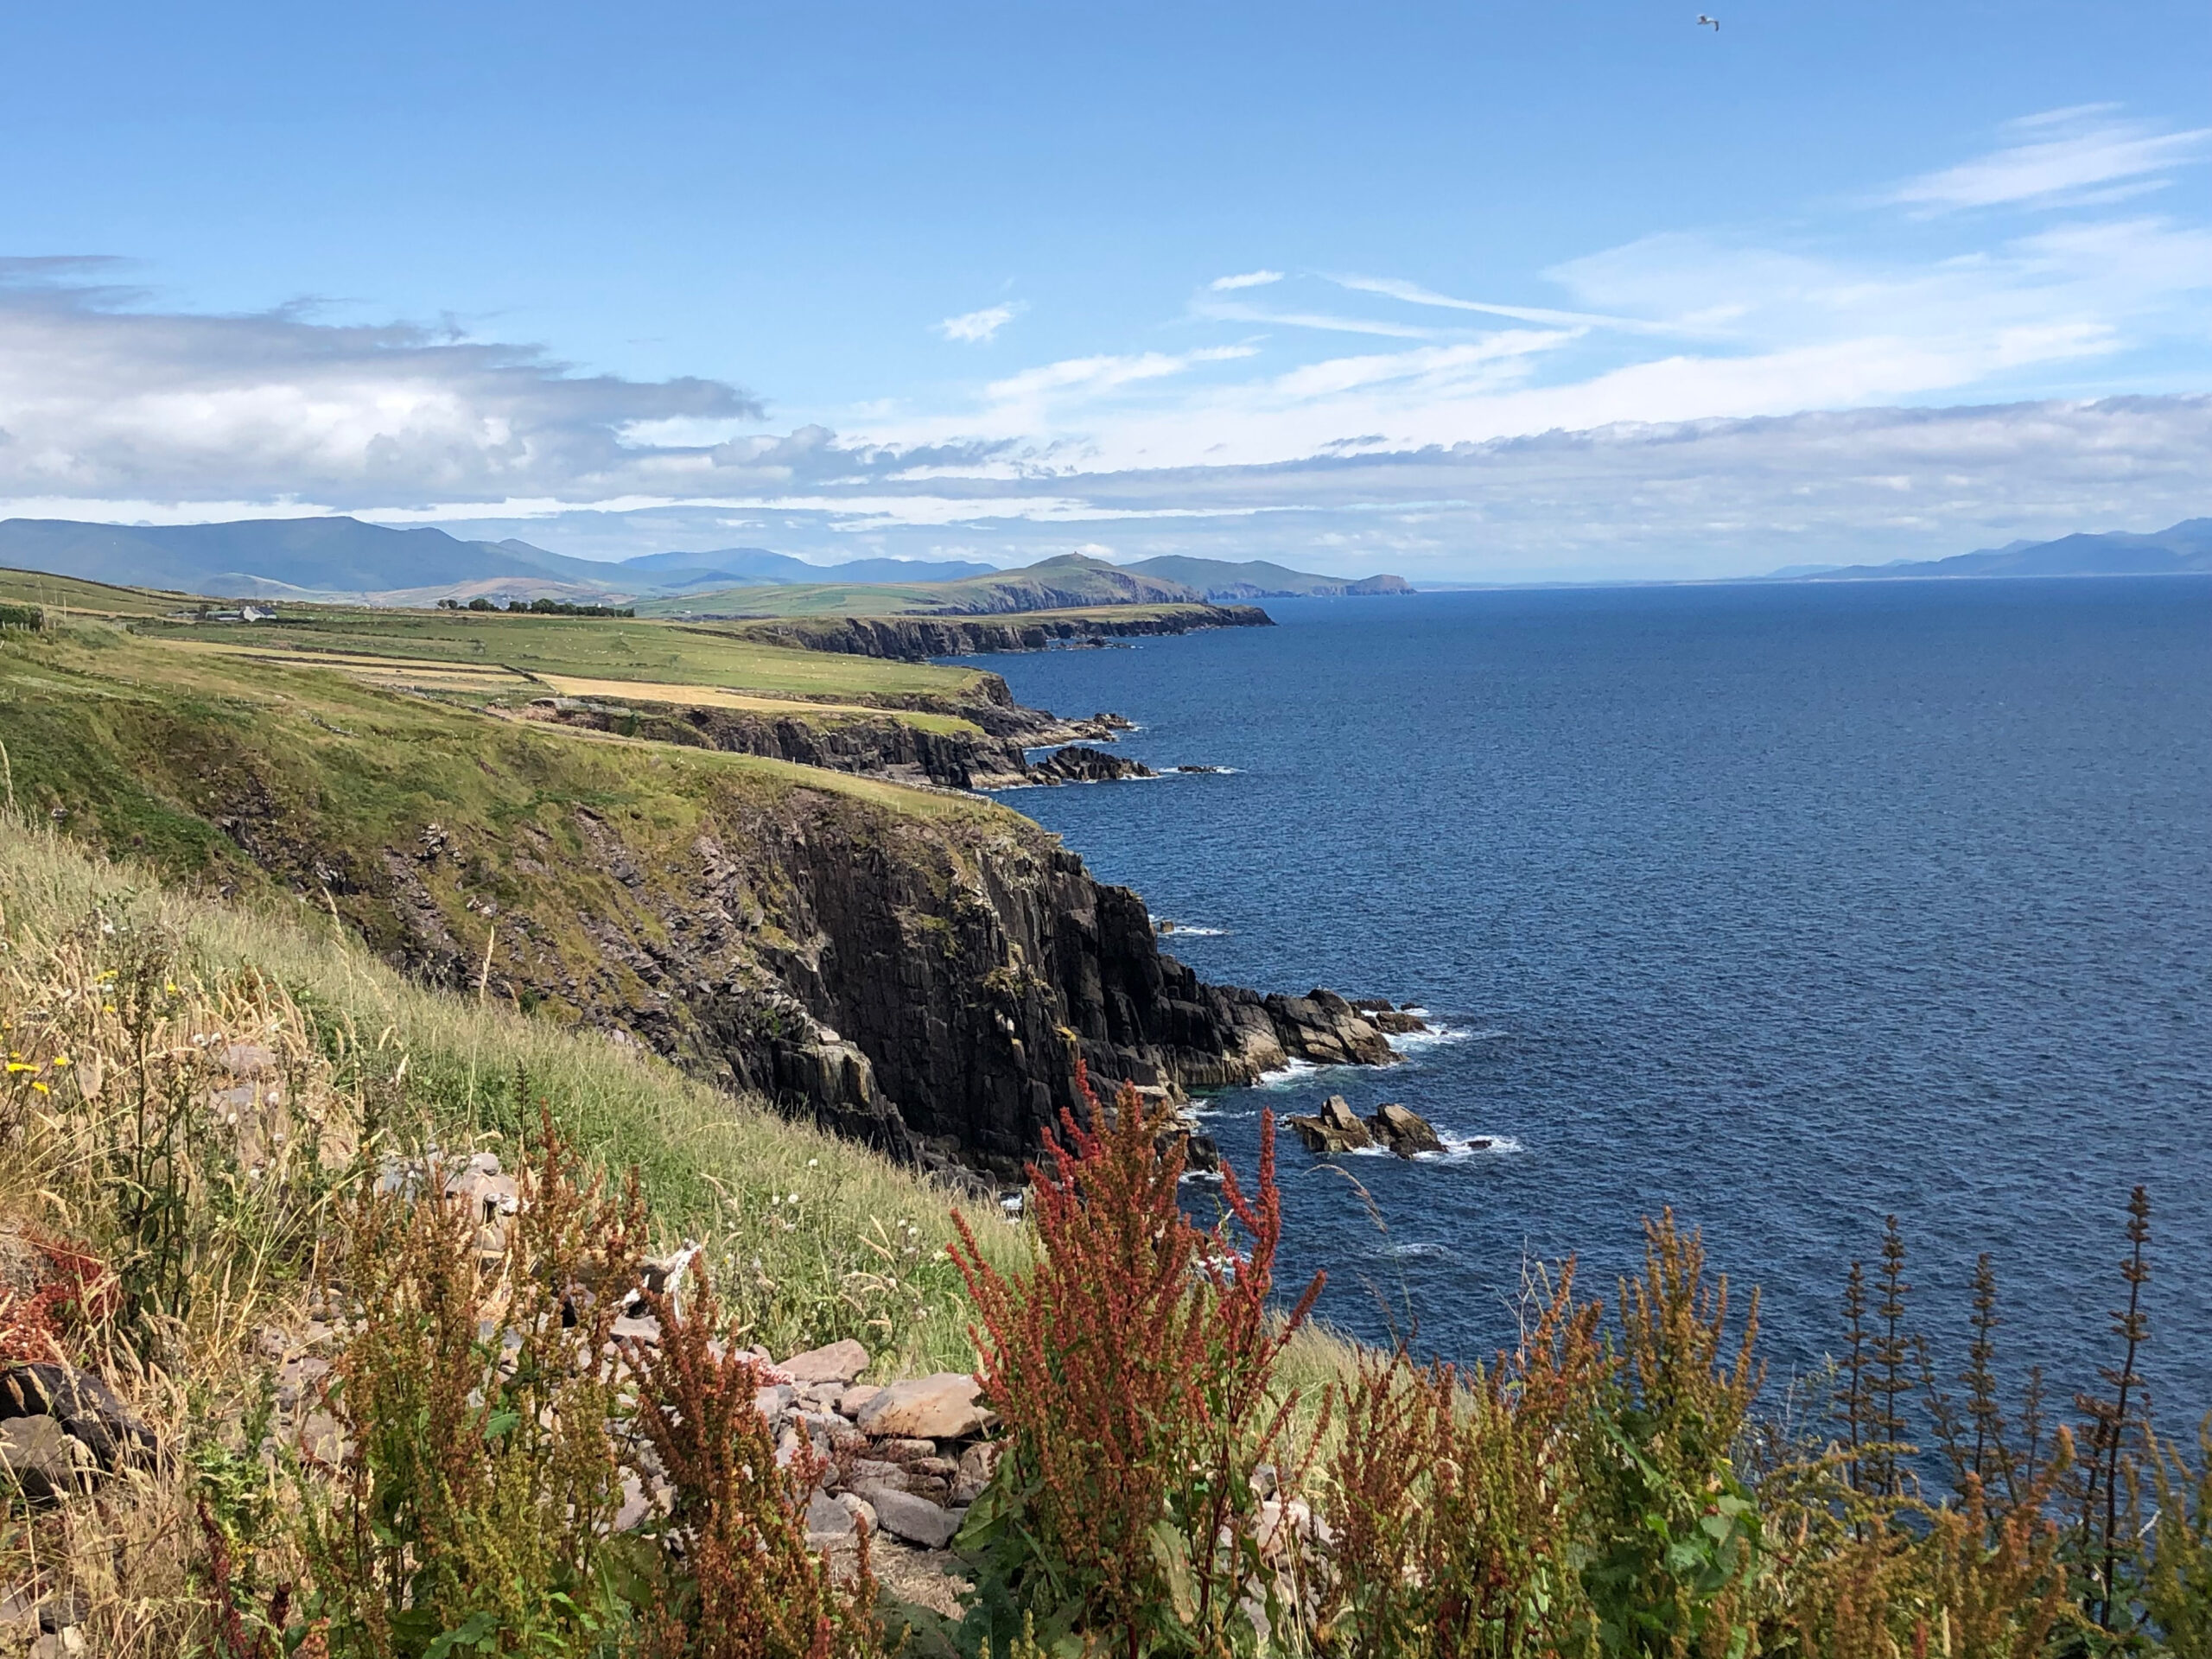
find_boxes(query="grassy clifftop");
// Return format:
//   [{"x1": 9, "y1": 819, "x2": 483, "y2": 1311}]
[
  {"x1": 0, "y1": 614, "x2": 1013, "y2": 971},
  {"x1": 2, "y1": 603, "x2": 1291, "y2": 1183}
]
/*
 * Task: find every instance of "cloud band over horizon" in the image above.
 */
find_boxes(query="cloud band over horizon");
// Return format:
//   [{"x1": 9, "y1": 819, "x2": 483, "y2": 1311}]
[{"x1": 3, "y1": 107, "x2": 2209, "y2": 581}]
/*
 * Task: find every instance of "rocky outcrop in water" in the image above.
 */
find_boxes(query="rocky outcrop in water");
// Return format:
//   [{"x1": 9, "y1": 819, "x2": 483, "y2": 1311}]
[
  {"x1": 1287, "y1": 1096, "x2": 1372, "y2": 1154},
  {"x1": 1024, "y1": 746, "x2": 1157, "y2": 785},
  {"x1": 1367, "y1": 1102, "x2": 1445, "y2": 1157}
]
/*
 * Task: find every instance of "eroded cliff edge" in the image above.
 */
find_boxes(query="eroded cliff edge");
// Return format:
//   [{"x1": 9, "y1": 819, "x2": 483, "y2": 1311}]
[
  {"x1": 715, "y1": 604, "x2": 1272, "y2": 662},
  {"x1": 337, "y1": 783, "x2": 1394, "y2": 1181},
  {"x1": 12, "y1": 601, "x2": 1389, "y2": 1182},
  {"x1": 43, "y1": 689, "x2": 1389, "y2": 1181}
]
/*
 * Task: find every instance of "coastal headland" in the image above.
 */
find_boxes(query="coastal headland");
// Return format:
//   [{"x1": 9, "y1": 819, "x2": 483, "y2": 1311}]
[{"x1": 0, "y1": 569, "x2": 1394, "y2": 1181}]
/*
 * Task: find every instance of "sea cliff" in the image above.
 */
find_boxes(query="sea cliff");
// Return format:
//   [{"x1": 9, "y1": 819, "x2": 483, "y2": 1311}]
[
  {"x1": 718, "y1": 603, "x2": 1271, "y2": 662},
  {"x1": 3, "y1": 614, "x2": 1391, "y2": 1182}
]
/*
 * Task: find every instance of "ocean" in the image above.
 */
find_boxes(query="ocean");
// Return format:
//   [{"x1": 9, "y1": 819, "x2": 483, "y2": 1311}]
[{"x1": 952, "y1": 577, "x2": 2212, "y2": 1419}]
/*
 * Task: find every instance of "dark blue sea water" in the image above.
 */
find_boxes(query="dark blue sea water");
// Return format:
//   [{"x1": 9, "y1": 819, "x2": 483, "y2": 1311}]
[{"x1": 952, "y1": 579, "x2": 2212, "y2": 1421}]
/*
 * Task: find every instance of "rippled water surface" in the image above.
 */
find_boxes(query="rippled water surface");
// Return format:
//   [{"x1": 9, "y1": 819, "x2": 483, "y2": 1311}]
[{"x1": 953, "y1": 580, "x2": 2212, "y2": 1412}]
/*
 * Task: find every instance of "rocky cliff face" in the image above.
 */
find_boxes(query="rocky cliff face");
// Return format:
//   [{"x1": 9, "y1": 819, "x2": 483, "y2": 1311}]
[
  {"x1": 518, "y1": 699, "x2": 1149, "y2": 792},
  {"x1": 37, "y1": 601, "x2": 1389, "y2": 1183},
  {"x1": 202, "y1": 755, "x2": 1395, "y2": 1181},
  {"x1": 541, "y1": 791, "x2": 1400, "y2": 1180},
  {"x1": 719, "y1": 606, "x2": 1272, "y2": 663}
]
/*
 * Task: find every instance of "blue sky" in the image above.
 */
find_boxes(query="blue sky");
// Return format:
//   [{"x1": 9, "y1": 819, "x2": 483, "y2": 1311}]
[{"x1": 3, "y1": 0, "x2": 2209, "y2": 579}]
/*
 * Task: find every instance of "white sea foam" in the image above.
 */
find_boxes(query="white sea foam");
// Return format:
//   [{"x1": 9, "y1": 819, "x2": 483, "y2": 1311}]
[
  {"x1": 1383, "y1": 1241, "x2": 1454, "y2": 1260},
  {"x1": 1156, "y1": 924, "x2": 1228, "y2": 938},
  {"x1": 1257, "y1": 1057, "x2": 1323, "y2": 1087},
  {"x1": 1385, "y1": 1021, "x2": 1503, "y2": 1056},
  {"x1": 1427, "y1": 1133, "x2": 1525, "y2": 1162},
  {"x1": 1323, "y1": 1129, "x2": 1524, "y2": 1162}
]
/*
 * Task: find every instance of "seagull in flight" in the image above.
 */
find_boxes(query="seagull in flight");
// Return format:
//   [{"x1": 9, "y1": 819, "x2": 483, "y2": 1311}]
[{"x1": 1697, "y1": 13, "x2": 1719, "y2": 27}]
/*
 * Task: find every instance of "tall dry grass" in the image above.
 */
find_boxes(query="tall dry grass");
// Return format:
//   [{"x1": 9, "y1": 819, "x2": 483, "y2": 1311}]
[{"x1": 0, "y1": 813, "x2": 1025, "y2": 1653}]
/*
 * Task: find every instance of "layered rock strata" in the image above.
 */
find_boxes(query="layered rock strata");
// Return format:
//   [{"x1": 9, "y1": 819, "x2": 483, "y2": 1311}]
[
  {"x1": 523, "y1": 696, "x2": 1145, "y2": 791},
  {"x1": 715, "y1": 605, "x2": 1271, "y2": 662},
  {"x1": 198, "y1": 751, "x2": 1402, "y2": 1178}
]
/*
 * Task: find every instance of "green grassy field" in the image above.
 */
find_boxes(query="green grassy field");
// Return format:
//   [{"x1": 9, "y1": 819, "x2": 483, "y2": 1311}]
[
  {"x1": 0, "y1": 619, "x2": 1006, "y2": 886},
  {"x1": 132, "y1": 606, "x2": 992, "y2": 703},
  {"x1": 0, "y1": 804, "x2": 1023, "y2": 1376},
  {"x1": 0, "y1": 608, "x2": 1042, "y2": 1375}
]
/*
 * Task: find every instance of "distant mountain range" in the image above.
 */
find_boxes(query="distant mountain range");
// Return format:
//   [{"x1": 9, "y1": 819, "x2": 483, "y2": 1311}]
[
  {"x1": 635, "y1": 554, "x2": 1215, "y2": 618},
  {"x1": 1119, "y1": 556, "x2": 1413, "y2": 600},
  {"x1": 604, "y1": 547, "x2": 997, "y2": 592},
  {"x1": 0, "y1": 517, "x2": 996, "y2": 601},
  {"x1": 0, "y1": 515, "x2": 1412, "y2": 608},
  {"x1": 1777, "y1": 518, "x2": 2212, "y2": 582}
]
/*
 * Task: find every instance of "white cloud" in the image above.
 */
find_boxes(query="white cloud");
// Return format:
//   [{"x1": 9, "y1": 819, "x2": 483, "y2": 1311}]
[
  {"x1": 1888, "y1": 109, "x2": 2212, "y2": 213},
  {"x1": 978, "y1": 346, "x2": 1259, "y2": 412},
  {"x1": 1192, "y1": 299, "x2": 1441, "y2": 339},
  {"x1": 1330, "y1": 273, "x2": 1674, "y2": 334},
  {"x1": 418, "y1": 395, "x2": 2212, "y2": 582},
  {"x1": 935, "y1": 302, "x2": 1022, "y2": 344},
  {"x1": 6, "y1": 109, "x2": 2210, "y2": 583},
  {"x1": 0, "y1": 259, "x2": 772, "y2": 509}
]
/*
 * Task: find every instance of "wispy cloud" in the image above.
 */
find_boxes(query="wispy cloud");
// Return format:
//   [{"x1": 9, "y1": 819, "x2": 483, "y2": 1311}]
[
  {"x1": 1888, "y1": 108, "x2": 2212, "y2": 213},
  {"x1": 982, "y1": 345, "x2": 1258, "y2": 404},
  {"x1": 1330, "y1": 273, "x2": 1676, "y2": 334},
  {"x1": 410, "y1": 396, "x2": 2212, "y2": 583},
  {"x1": 1209, "y1": 270, "x2": 1284, "y2": 291},
  {"x1": 1193, "y1": 299, "x2": 1442, "y2": 339},
  {"x1": 8, "y1": 108, "x2": 2209, "y2": 583},
  {"x1": 935, "y1": 302, "x2": 1023, "y2": 343}
]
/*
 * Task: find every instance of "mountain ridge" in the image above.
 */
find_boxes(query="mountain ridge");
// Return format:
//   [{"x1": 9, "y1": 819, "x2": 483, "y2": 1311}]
[
  {"x1": 1119, "y1": 555, "x2": 1413, "y2": 600},
  {"x1": 0, "y1": 515, "x2": 1412, "y2": 607},
  {"x1": 1779, "y1": 518, "x2": 2212, "y2": 581},
  {"x1": 0, "y1": 517, "x2": 1007, "y2": 602}
]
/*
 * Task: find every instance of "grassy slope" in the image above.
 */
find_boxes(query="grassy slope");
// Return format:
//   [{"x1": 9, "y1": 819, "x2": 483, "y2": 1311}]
[
  {"x1": 0, "y1": 619, "x2": 1003, "y2": 947},
  {"x1": 0, "y1": 563, "x2": 209, "y2": 617},
  {"x1": 0, "y1": 805, "x2": 1021, "y2": 1375},
  {"x1": 1123, "y1": 556, "x2": 1359, "y2": 594},
  {"x1": 131, "y1": 606, "x2": 992, "y2": 704}
]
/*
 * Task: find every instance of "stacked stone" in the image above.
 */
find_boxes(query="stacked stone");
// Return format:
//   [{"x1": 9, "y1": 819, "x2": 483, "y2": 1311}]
[{"x1": 620, "y1": 1330, "x2": 997, "y2": 1554}]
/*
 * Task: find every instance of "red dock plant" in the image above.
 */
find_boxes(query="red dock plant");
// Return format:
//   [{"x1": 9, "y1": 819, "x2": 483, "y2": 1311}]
[
  {"x1": 949, "y1": 1063, "x2": 1322, "y2": 1658},
  {"x1": 625, "y1": 1256, "x2": 884, "y2": 1659}
]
